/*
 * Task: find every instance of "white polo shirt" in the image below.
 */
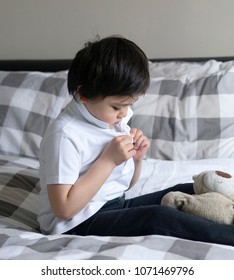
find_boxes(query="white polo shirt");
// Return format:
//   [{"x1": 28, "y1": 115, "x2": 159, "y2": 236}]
[{"x1": 38, "y1": 98, "x2": 135, "y2": 234}]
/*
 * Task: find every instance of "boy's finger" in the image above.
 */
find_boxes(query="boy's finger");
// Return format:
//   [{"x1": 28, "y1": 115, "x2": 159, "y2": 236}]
[{"x1": 130, "y1": 128, "x2": 137, "y2": 137}]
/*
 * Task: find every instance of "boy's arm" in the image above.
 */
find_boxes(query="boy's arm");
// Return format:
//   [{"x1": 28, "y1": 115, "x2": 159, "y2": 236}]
[
  {"x1": 47, "y1": 135, "x2": 136, "y2": 220},
  {"x1": 129, "y1": 159, "x2": 142, "y2": 188},
  {"x1": 48, "y1": 156, "x2": 116, "y2": 220}
]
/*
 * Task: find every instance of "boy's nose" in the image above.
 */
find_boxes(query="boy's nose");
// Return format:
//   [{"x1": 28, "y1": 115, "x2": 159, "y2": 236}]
[{"x1": 118, "y1": 107, "x2": 128, "y2": 118}]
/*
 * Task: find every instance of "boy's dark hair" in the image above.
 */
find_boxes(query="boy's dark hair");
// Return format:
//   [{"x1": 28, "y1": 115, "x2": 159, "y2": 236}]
[{"x1": 67, "y1": 36, "x2": 150, "y2": 99}]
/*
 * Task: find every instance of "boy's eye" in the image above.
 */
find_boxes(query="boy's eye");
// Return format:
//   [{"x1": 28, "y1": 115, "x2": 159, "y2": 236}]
[{"x1": 112, "y1": 106, "x2": 120, "y2": 111}]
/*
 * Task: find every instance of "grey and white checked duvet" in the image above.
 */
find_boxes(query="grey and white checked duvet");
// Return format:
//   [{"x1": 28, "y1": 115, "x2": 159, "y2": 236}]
[
  {"x1": 2, "y1": 59, "x2": 234, "y2": 259},
  {"x1": 1, "y1": 155, "x2": 234, "y2": 260},
  {"x1": 2, "y1": 222, "x2": 234, "y2": 260}
]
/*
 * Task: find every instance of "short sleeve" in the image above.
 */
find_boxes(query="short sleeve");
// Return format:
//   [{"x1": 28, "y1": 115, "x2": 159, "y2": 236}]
[{"x1": 42, "y1": 131, "x2": 81, "y2": 185}]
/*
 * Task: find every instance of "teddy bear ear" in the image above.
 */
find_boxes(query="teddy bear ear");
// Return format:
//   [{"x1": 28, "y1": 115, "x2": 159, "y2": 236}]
[
  {"x1": 192, "y1": 175, "x2": 197, "y2": 180},
  {"x1": 215, "y1": 170, "x2": 232, "y2": 178}
]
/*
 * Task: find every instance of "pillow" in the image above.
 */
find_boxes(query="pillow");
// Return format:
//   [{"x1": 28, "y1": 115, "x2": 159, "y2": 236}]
[
  {"x1": 130, "y1": 60, "x2": 234, "y2": 160},
  {"x1": 0, "y1": 157, "x2": 40, "y2": 231},
  {"x1": 0, "y1": 70, "x2": 70, "y2": 159}
]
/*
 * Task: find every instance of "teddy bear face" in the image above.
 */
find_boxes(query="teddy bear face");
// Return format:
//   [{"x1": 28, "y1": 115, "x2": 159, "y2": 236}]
[{"x1": 193, "y1": 170, "x2": 234, "y2": 196}]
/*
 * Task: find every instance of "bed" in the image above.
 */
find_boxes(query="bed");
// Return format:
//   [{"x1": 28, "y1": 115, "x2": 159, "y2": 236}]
[{"x1": 1, "y1": 57, "x2": 234, "y2": 260}]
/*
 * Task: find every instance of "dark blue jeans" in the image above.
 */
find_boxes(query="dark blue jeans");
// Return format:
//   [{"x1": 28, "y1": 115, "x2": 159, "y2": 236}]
[{"x1": 64, "y1": 183, "x2": 234, "y2": 246}]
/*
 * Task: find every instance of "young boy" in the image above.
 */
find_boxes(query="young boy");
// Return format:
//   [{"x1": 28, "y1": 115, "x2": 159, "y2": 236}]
[{"x1": 38, "y1": 36, "x2": 234, "y2": 246}]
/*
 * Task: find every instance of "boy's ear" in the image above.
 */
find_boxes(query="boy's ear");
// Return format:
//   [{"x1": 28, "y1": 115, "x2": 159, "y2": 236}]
[
  {"x1": 77, "y1": 86, "x2": 89, "y2": 103},
  {"x1": 79, "y1": 96, "x2": 89, "y2": 103}
]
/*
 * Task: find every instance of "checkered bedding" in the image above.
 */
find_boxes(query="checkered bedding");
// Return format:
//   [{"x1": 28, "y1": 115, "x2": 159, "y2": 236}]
[
  {"x1": 0, "y1": 70, "x2": 70, "y2": 159},
  {"x1": 0, "y1": 155, "x2": 40, "y2": 231},
  {"x1": 130, "y1": 60, "x2": 234, "y2": 160},
  {"x1": 2, "y1": 221, "x2": 234, "y2": 260},
  {"x1": 1, "y1": 155, "x2": 234, "y2": 260},
  {"x1": 1, "y1": 60, "x2": 234, "y2": 260}
]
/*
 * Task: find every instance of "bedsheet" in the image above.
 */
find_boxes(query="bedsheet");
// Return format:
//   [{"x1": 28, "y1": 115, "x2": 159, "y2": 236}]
[
  {"x1": 126, "y1": 157, "x2": 234, "y2": 198},
  {"x1": 1, "y1": 155, "x2": 234, "y2": 259},
  {"x1": 1, "y1": 221, "x2": 234, "y2": 260}
]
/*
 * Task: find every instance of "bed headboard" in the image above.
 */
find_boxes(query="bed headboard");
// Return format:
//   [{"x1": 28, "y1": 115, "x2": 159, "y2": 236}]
[
  {"x1": 1, "y1": 57, "x2": 234, "y2": 71},
  {"x1": 0, "y1": 60, "x2": 72, "y2": 71}
]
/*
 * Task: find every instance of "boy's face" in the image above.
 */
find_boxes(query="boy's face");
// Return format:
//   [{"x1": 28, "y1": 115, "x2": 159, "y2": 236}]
[{"x1": 83, "y1": 95, "x2": 139, "y2": 127}]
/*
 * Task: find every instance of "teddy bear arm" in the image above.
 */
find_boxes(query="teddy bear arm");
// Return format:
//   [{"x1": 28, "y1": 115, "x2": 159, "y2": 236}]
[{"x1": 161, "y1": 191, "x2": 192, "y2": 210}]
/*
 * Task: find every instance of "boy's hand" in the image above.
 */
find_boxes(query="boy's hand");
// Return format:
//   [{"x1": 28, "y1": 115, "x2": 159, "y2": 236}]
[
  {"x1": 101, "y1": 135, "x2": 136, "y2": 166},
  {"x1": 130, "y1": 128, "x2": 150, "y2": 161}
]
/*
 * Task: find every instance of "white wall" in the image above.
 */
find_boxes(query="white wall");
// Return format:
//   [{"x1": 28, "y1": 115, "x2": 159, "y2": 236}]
[{"x1": 0, "y1": 0, "x2": 234, "y2": 59}]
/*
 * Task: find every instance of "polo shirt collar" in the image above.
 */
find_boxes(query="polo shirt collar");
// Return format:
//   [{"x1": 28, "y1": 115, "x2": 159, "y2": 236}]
[{"x1": 71, "y1": 98, "x2": 133, "y2": 129}]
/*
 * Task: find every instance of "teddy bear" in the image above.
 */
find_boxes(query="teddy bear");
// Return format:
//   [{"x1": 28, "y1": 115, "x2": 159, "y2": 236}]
[{"x1": 161, "y1": 170, "x2": 234, "y2": 224}]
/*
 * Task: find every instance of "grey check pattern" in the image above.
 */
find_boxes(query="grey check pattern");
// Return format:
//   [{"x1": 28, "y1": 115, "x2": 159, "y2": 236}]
[
  {"x1": 0, "y1": 70, "x2": 68, "y2": 158},
  {"x1": 130, "y1": 60, "x2": 234, "y2": 160}
]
